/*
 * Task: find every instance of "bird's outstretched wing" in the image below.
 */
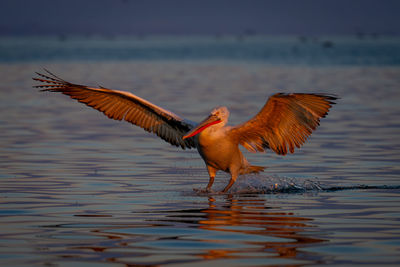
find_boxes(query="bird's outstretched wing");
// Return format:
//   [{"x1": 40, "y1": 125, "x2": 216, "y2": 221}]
[
  {"x1": 229, "y1": 93, "x2": 337, "y2": 155},
  {"x1": 33, "y1": 70, "x2": 196, "y2": 149}
]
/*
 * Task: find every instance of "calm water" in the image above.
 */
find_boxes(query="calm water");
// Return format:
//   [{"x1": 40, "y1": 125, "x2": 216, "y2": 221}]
[{"x1": 1, "y1": 36, "x2": 400, "y2": 266}]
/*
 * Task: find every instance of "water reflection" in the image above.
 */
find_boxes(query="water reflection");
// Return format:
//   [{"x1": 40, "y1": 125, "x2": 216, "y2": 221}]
[
  {"x1": 51, "y1": 195, "x2": 328, "y2": 266},
  {"x1": 157, "y1": 195, "x2": 326, "y2": 265}
]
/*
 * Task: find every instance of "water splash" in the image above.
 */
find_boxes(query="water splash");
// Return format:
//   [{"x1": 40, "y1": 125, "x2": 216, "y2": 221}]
[
  {"x1": 194, "y1": 174, "x2": 400, "y2": 195},
  {"x1": 230, "y1": 174, "x2": 323, "y2": 194}
]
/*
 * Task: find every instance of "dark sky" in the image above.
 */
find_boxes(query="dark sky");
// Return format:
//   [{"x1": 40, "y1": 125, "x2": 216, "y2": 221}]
[{"x1": 1, "y1": 0, "x2": 399, "y2": 36}]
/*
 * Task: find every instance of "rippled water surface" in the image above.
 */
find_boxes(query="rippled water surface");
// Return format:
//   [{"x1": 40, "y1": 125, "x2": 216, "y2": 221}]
[{"x1": 1, "y1": 58, "x2": 400, "y2": 266}]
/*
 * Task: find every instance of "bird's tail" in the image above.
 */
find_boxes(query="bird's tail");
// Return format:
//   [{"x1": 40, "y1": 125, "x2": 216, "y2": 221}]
[{"x1": 240, "y1": 165, "x2": 266, "y2": 175}]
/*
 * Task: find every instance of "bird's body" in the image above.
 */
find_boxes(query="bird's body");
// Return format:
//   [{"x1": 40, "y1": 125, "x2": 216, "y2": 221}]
[
  {"x1": 198, "y1": 127, "x2": 237, "y2": 173},
  {"x1": 34, "y1": 70, "x2": 337, "y2": 193},
  {"x1": 190, "y1": 111, "x2": 265, "y2": 192}
]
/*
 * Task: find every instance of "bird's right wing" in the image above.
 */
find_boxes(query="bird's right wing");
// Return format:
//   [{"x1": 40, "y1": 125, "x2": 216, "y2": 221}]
[{"x1": 33, "y1": 70, "x2": 196, "y2": 149}]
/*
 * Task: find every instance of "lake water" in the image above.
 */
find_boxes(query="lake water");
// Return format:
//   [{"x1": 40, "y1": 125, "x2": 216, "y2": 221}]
[{"x1": 1, "y1": 36, "x2": 400, "y2": 266}]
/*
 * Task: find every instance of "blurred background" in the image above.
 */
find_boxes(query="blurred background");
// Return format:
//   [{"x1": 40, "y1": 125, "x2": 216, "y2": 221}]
[
  {"x1": 0, "y1": 0, "x2": 399, "y2": 64},
  {"x1": 1, "y1": 0, "x2": 399, "y2": 37}
]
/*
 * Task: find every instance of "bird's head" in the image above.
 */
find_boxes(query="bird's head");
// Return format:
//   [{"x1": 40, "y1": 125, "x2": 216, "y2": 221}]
[{"x1": 182, "y1": 106, "x2": 229, "y2": 140}]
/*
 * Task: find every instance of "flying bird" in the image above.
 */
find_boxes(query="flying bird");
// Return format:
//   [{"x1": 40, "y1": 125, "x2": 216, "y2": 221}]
[{"x1": 33, "y1": 70, "x2": 337, "y2": 193}]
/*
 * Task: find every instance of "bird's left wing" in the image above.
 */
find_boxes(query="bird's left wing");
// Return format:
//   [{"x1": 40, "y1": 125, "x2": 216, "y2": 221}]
[
  {"x1": 228, "y1": 93, "x2": 337, "y2": 155},
  {"x1": 33, "y1": 70, "x2": 196, "y2": 149}
]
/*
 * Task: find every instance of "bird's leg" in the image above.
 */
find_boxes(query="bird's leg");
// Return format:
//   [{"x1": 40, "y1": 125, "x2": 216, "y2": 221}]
[
  {"x1": 222, "y1": 172, "x2": 238, "y2": 193},
  {"x1": 206, "y1": 176, "x2": 215, "y2": 192},
  {"x1": 205, "y1": 165, "x2": 217, "y2": 192}
]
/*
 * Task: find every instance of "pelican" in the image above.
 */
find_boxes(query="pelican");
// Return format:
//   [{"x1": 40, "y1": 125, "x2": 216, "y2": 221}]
[{"x1": 33, "y1": 70, "x2": 337, "y2": 193}]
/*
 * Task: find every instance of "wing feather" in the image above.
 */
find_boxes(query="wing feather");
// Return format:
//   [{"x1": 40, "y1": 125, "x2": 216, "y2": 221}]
[
  {"x1": 229, "y1": 93, "x2": 337, "y2": 155},
  {"x1": 33, "y1": 70, "x2": 196, "y2": 149}
]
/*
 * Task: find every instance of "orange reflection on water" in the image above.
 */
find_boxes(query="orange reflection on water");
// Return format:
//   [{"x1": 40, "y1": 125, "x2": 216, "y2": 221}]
[{"x1": 196, "y1": 196, "x2": 325, "y2": 261}]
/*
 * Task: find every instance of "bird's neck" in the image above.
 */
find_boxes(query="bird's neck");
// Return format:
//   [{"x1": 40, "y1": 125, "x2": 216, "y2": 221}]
[{"x1": 199, "y1": 124, "x2": 226, "y2": 139}]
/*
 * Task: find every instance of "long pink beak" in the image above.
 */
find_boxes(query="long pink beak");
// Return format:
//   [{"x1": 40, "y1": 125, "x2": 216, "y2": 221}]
[{"x1": 182, "y1": 115, "x2": 221, "y2": 140}]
